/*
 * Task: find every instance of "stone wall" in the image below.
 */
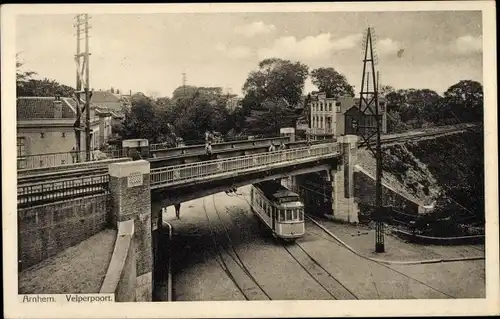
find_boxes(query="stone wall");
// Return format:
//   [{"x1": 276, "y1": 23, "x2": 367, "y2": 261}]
[{"x1": 18, "y1": 194, "x2": 109, "y2": 271}]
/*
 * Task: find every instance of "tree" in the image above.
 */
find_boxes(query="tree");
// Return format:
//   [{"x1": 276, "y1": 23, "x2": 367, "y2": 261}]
[
  {"x1": 17, "y1": 78, "x2": 75, "y2": 97},
  {"x1": 245, "y1": 98, "x2": 298, "y2": 136},
  {"x1": 379, "y1": 85, "x2": 395, "y2": 98},
  {"x1": 16, "y1": 54, "x2": 37, "y2": 83},
  {"x1": 120, "y1": 94, "x2": 176, "y2": 144},
  {"x1": 242, "y1": 58, "x2": 308, "y2": 135},
  {"x1": 310, "y1": 67, "x2": 355, "y2": 98},
  {"x1": 443, "y1": 80, "x2": 483, "y2": 122},
  {"x1": 243, "y1": 58, "x2": 309, "y2": 107}
]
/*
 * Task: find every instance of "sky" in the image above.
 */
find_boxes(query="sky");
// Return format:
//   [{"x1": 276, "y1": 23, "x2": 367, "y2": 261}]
[{"x1": 15, "y1": 11, "x2": 483, "y2": 98}]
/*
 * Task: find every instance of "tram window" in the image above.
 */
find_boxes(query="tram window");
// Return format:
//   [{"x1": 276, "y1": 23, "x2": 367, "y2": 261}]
[
  {"x1": 279, "y1": 209, "x2": 284, "y2": 221},
  {"x1": 285, "y1": 209, "x2": 291, "y2": 220}
]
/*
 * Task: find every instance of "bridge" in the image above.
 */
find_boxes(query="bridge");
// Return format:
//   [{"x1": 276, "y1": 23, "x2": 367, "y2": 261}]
[{"x1": 16, "y1": 123, "x2": 478, "y2": 302}]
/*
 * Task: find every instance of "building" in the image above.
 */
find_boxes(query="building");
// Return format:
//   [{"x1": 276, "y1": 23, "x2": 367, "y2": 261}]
[
  {"x1": 90, "y1": 90, "x2": 132, "y2": 127},
  {"x1": 17, "y1": 96, "x2": 113, "y2": 168},
  {"x1": 225, "y1": 96, "x2": 242, "y2": 112},
  {"x1": 305, "y1": 92, "x2": 387, "y2": 141}
]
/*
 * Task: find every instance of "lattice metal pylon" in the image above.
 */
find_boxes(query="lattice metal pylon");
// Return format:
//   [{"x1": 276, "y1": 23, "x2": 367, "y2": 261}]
[
  {"x1": 356, "y1": 27, "x2": 385, "y2": 253},
  {"x1": 74, "y1": 14, "x2": 92, "y2": 162}
]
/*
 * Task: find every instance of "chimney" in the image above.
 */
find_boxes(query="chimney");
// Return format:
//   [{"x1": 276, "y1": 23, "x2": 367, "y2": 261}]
[{"x1": 54, "y1": 94, "x2": 63, "y2": 118}]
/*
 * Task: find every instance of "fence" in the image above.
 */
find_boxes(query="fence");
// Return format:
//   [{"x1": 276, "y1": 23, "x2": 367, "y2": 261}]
[
  {"x1": 150, "y1": 143, "x2": 339, "y2": 186},
  {"x1": 149, "y1": 134, "x2": 280, "y2": 151},
  {"x1": 17, "y1": 149, "x2": 128, "y2": 170},
  {"x1": 17, "y1": 174, "x2": 109, "y2": 208}
]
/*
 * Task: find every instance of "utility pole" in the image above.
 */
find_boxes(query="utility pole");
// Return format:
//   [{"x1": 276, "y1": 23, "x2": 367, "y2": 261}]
[
  {"x1": 74, "y1": 15, "x2": 82, "y2": 163},
  {"x1": 74, "y1": 14, "x2": 92, "y2": 161},
  {"x1": 355, "y1": 27, "x2": 385, "y2": 253},
  {"x1": 182, "y1": 72, "x2": 187, "y2": 96}
]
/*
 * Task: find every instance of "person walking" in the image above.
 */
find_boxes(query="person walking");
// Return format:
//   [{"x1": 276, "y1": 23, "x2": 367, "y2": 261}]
[
  {"x1": 205, "y1": 141, "x2": 213, "y2": 160},
  {"x1": 70, "y1": 146, "x2": 77, "y2": 163},
  {"x1": 174, "y1": 203, "x2": 181, "y2": 219},
  {"x1": 279, "y1": 142, "x2": 286, "y2": 151},
  {"x1": 268, "y1": 142, "x2": 276, "y2": 152}
]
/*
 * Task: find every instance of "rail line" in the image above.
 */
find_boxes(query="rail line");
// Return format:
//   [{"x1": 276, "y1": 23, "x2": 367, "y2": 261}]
[
  {"x1": 211, "y1": 195, "x2": 271, "y2": 300},
  {"x1": 230, "y1": 192, "x2": 357, "y2": 300},
  {"x1": 305, "y1": 214, "x2": 457, "y2": 298},
  {"x1": 202, "y1": 196, "x2": 271, "y2": 300},
  {"x1": 201, "y1": 197, "x2": 249, "y2": 300},
  {"x1": 281, "y1": 242, "x2": 359, "y2": 300}
]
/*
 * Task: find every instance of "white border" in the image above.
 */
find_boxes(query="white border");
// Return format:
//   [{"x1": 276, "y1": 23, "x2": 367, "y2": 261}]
[{"x1": 2, "y1": 2, "x2": 498, "y2": 318}]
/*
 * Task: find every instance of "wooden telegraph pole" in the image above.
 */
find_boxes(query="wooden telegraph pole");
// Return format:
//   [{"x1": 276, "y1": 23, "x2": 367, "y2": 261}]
[
  {"x1": 74, "y1": 14, "x2": 92, "y2": 161},
  {"x1": 355, "y1": 27, "x2": 385, "y2": 253}
]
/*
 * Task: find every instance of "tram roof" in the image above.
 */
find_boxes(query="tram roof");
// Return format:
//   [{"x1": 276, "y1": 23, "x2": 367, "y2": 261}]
[{"x1": 255, "y1": 181, "x2": 300, "y2": 201}]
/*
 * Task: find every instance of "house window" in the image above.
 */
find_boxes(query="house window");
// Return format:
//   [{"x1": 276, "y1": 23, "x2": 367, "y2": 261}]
[
  {"x1": 17, "y1": 137, "x2": 26, "y2": 157},
  {"x1": 336, "y1": 101, "x2": 341, "y2": 113},
  {"x1": 380, "y1": 102, "x2": 386, "y2": 112},
  {"x1": 320, "y1": 103, "x2": 323, "y2": 112},
  {"x1": 329, "y1": 103, "x2": 332, "y2": 112}
]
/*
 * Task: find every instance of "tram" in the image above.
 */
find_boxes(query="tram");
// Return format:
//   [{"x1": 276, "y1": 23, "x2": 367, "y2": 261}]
[{"x1": 250, "y1": 180, "x2": 305, "y2": 242}]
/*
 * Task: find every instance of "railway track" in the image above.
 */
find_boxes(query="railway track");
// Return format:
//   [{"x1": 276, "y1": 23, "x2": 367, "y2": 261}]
[
  {"x1": 18, "y1": 167, "x2": 108, "y2": 185},
  {"x1": 373, "y1": 124, "x2": 477, "y2": 147},
  {"x1": 305, "y1": 214, "x2": 457, "y2": 299},
  {"x1": 202, "y1": 196, "x2": 271, "y2": 301},
  {"x1": 282, "y1": 242, "x2": 359, "y2": 300}
]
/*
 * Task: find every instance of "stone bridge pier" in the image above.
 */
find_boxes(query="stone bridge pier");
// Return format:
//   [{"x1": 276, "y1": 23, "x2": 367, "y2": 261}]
[
  {"x1": 108, "y1": 159, "x2": 154, "y2": 301},
  {"x1": 283, "y1": 135, "x2": 359, "y2": 223}
]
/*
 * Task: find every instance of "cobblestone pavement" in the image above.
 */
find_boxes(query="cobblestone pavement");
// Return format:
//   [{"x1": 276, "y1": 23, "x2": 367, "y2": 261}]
[
  {"x1": 19, "y1": 229, "x2": 116, "y2": 294},
  {"x1": 161, "y1": 186, "x2": 485, "y2": 301}
]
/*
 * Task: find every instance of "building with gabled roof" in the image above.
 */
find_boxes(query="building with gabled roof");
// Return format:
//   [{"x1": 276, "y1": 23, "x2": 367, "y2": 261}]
[
  {"x1": 305, "y1": 92, "x2": 387, "y2": 141},
  {"x1": 16, "y1": 96, "x2": 113, "y2": 169}
]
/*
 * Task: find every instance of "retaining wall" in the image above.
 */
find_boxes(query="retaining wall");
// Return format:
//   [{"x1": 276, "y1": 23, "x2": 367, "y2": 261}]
[
  {"x1": 100, "y1": 220, "x2": 137, "y2": 301},
  {"x1": 18, "y1": 194, "x2": 109, "y2": 271}
]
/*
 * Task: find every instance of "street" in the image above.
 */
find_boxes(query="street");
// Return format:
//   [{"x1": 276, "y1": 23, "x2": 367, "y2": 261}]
[{"x1": 158, "y1": 186, "x2": 485, "y2": 301}]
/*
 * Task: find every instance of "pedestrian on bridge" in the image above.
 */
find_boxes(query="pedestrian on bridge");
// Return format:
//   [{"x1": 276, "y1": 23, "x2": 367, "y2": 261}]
[
  {"x1": 205, "y1": 141, "x2": 213, "y2": 160},
  {"x1": 268, "y1": 142, "x2": 276, "y2": 152},
  {"x1": 70, "y1": 146, "x2": 78, "y2": 163},
  {"x1": 279, "y1": 142, "x2": 286, "y2": 151},
  {"x1": 174, "y1": 203, "x2": 181, "y2": 219}
]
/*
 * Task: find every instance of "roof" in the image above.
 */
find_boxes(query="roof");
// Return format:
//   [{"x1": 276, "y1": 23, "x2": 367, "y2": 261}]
[
  {"x1": 17, "y1": 97, "x2": 76, "y2": 120},
  {"x1": 91, "y1": 91, "x2": 121, "y2": 103},
  {"x1": 255, "y1": 181, "x2": 300, "y2": 202},
  {"x1": 90, "y1": 91, "x2": 130, "y2": 112}
]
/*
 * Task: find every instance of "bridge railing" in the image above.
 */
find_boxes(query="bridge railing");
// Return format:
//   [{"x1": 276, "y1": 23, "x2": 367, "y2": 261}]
[
  {"x1": 17, "y1": 149, "x2": 128, "y2": 170},
  {"x1": 17, "y1": 174, "x2": 109, "y2": 208},
  {"x1": 150, "y1": 143, "x2": 339, "y2": 186}
]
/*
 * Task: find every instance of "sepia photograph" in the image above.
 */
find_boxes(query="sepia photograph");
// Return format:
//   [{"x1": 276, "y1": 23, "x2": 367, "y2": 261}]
[{"x1": 2, "y1": 2, "x2": 498, "y2": 318}]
